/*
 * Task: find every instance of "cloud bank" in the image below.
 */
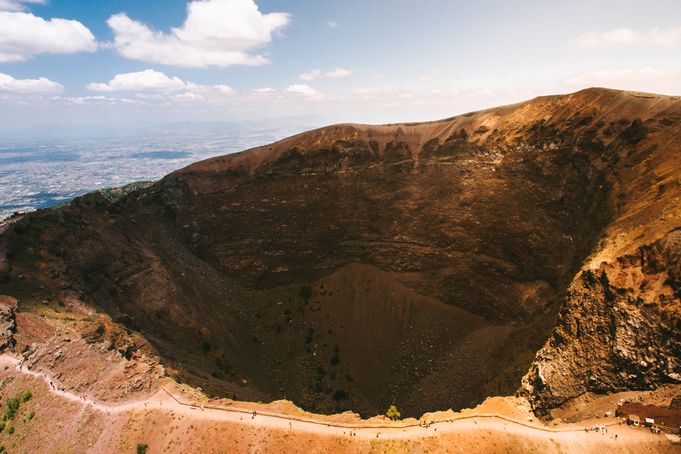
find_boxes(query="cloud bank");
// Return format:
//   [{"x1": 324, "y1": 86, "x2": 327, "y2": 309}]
[
  {"x1": 570, "y1": 27, "x2": 681, "y2": 49},
  {"x1": 87, "y1": 69, "x2": 234, "y2": 102},
  {"x1": 298, "y1": 68, "x2": 352, "y2": 81},
  {"x1": 0, "y1": 11, "x2": 97, "y2": 62},
  {"x1": 0, "y1": 72, "x2": 63, "y2": 94}
]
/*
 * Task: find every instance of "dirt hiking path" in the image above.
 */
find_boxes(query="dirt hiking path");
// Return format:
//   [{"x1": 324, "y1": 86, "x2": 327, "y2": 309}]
[{"x1": 0, "y1": 354, "x2": 670, "y2": 448}]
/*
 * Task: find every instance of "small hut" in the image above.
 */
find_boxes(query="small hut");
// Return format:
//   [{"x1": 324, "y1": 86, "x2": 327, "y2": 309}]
[{"x1": 627, "y1": 414, "x2": 641, "y2": 427}]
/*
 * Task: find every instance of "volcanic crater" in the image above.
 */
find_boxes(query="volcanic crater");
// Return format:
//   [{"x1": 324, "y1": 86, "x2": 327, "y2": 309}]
[{"x1": 1, "y1": 87, "x2": 680, "y2": 419}]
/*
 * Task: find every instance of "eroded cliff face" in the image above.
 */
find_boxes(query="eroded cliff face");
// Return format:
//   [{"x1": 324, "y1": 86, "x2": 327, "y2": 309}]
[
  {"x1": 521, "y1": 231, "x2": 681, "y2": 414},
  {"x1": 1, "y1": 88, "x2": 680, "y2": 417},
  {"x1": 519, "y1": 89, "x2": 681, "y2": 414}
]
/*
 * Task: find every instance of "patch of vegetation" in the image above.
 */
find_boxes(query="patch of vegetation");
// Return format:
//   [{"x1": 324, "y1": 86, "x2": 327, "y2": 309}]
[
  {"x1": 6, "y1": 426, "x2": 13, "y2": 435},
  {"x1": 330, "y1": 353, "x2": 340, "y2": 366},
  {"x1": 299, "y1": 285, "x2": 313, "y2": 301},
  {"x1": 304, "y1": 328, "x2": 314, "y2": 344},
  {"x1": 136, "y1": 443, "x2": 149, "y2": 454},
  {"x1": 3, "y1": 397, "x2": 19, "y2": 420},
  {"x1": 386, "y1": 404, "x2": 401, "y2": 421},
  {"x1": 20, "y1": 390, "x2": 32, "y2": 403},
  {"x1": 27, "y1": 410, "x2": 35, "y2": 420},
  {"x1": 332, "y1": 389, "x2": 348, "y2": 402}
]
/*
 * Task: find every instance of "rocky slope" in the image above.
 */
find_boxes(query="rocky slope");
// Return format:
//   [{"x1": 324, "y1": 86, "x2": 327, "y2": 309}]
[
  {"x1": 521, "y1": 219, "x2": 681, "y2": 415},
  {"x1": 0, "y1": 87, "x2": 680, "y2": 417}
]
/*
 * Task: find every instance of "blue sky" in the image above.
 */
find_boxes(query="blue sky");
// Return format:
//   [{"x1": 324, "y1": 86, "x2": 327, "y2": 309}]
[{"x1": 1, "y1": 0, "x2": 681, "y2": 135}]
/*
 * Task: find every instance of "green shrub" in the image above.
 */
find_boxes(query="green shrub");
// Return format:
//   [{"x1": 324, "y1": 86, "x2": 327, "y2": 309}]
[
  {"x1": 299, "y1": 285, "x2": 313, "y2": 301},
  {"x1": 136, "y1": 443, "x2": 148, "y2": 454},
  {"x1": 330, "y1": 353, "x2": 340, "y2": 366},
  {"x1": 6, "y1": 426, "x2": 13, "y2": 435},
  {"x1": 4, "y1": 397, "x2": 19, "y2": 420},
  {"x1": 20, "y1": 390, "x2": 32, "y2": 402},
  {"x1": 386, "y1": 404, "x2": 401, "y2": 421},
  {"x1": 332, "y1": 389, "x2": 348, "y2": 401},
  {"x1": 28, "y1": 410, "x2": 35, "y2": 420}
]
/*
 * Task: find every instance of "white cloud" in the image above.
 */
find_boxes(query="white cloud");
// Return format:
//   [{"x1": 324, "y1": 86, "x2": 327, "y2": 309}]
[
  {"x1": 87, "y1": 69, "x2": 186, "y2": 92},
  {"x1": 253, "y1": 87, "x2": 275, "y2": 93},
  {"x1": 325, "y1": 68, "x2": 352, "y2": 78},
  {"x1": 51, "y1": 95, "x2": 140, "y2": 105},
  {"x1": 298, "y1": 69, "x2": 322, "y2": 81},
  {"x1": 107, "y1": 0, "x2": 290, "y2": 68},
  {"x1": 0, "y1": 72, "x2": 62, "y2": 94},
  {"x1": 563, "y1": 67, "x2": 681, "y2": 93},
  {"x1": 570, "y1": 27, "x2": 681, "y2": 49},
  {"x1": 86, "y1": 69, "x2": 235, "y2": 103},
  {"x1": 326, "y1": 20, "x2": 338, "y2": 28},
  {"x1": 0, "y1": 0, "x2": 45, "y2": 12},
  {"x1": 286, "y1": 84, "x2": 322, "y2": 99},
  {"x1": 298, "y1": 67, "x2": 352, "y2": 81},
  {"x1": 0, "y1": 11, "x2": 97, "y2": 62},
  {"x1": 174, "y1": 91, "x2": 205, "y2": 102}
]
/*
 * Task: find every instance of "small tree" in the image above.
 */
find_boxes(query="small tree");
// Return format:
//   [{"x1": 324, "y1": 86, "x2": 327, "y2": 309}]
[
  {"x1": 386, "y1": 404, "x2": 401, "y2": 421},
  {"x1": 4, "y1": 398, "x2": 19, "y2": 420}
]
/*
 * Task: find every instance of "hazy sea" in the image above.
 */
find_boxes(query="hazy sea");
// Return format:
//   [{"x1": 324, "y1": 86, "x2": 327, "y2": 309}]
[{"x1": 0, "y1": 122, "x2": 316, "y2": 220}]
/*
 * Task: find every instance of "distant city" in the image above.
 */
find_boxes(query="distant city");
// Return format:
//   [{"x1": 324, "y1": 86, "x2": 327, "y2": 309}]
[{"x1": 0, "y1": 122, "x2": 317, "y2": 220}]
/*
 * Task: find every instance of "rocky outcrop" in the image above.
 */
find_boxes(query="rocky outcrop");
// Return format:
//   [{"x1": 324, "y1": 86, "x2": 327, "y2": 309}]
[
  {"x1": 521, "y1": 230, "x2": 681, "y2": 415},
  {"x1": 0, "y1": 296, "x2": 16, "y2": 351}
]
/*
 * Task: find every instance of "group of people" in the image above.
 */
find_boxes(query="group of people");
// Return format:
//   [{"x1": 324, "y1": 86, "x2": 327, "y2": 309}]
[
  {"x1": 585, "y1": 424, "x2": 608, "y2": 434},
  {"x1": 585, "y1": 424, "x2": 617, "y2": 439}
]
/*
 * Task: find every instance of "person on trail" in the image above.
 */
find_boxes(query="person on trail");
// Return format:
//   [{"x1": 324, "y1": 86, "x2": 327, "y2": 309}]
[{"x1": 252, "y1": 410, "x2": 256, "y2": 419}]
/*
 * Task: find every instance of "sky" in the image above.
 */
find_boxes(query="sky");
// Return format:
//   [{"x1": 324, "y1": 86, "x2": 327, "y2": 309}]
[{"x1": 1, "y1": 0, "x2": 681, "y2": 136}]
